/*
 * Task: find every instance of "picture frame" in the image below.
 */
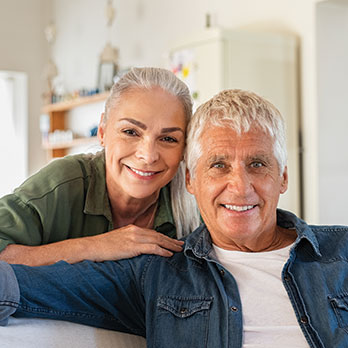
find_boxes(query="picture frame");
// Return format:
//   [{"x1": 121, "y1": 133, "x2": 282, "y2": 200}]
[{"x1": 97, "y1": 62, "x2": 116, "y2": 92}]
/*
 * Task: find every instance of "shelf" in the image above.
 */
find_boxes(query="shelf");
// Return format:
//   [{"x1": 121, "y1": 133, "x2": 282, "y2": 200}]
[
  {"x1": 41, "y1": 92, "x2": 108, "y2": 160},
  {"x1": 42, "y1": 92, "x2": 109, "y2": 113},
  {"x1": 42, "y1": 136, "x2": 99, "y2": 150}
]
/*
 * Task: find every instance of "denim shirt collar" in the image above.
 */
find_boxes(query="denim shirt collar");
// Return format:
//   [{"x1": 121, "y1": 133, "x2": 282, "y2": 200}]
[
  {"x1": 184, "y1": 208, "x2": 322, "y2": 261},
  {"x1": 276, "y1": 209, "x2": 322, "y2": 258}
]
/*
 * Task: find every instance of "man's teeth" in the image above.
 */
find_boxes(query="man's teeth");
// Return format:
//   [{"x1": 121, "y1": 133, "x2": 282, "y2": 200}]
[
  {"x1": 223, "y1": 204, "x2": 254, "y2": 212},
  {"x1": 131, "y1": 168, "x2": 155, "y2": 177}
]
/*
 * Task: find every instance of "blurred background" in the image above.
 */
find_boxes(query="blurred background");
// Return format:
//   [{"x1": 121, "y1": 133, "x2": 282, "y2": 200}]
[{"x1": 0, "y1": 0, "x2": 347, "y2": 226}]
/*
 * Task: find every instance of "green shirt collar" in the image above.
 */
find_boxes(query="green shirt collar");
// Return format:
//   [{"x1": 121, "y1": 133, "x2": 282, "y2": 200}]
[{"x1": 84, "y1": 151, "x2": 175, "y2": 236}]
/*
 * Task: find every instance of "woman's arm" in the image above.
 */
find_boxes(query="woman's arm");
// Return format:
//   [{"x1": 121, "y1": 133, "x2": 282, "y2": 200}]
[{"x1": 0, "y1": 225, "x2": 183, "y2": 266}]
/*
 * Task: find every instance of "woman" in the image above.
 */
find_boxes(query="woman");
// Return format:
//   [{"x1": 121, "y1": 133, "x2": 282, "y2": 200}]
[{"x1": 0, "y1": 67, "x2": 200, "y2": 266}]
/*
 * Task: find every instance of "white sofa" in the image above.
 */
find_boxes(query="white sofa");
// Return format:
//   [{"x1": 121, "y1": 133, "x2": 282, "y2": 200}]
[{"x1": 1, "y1": 317, "x2": 146, "y2": 348}]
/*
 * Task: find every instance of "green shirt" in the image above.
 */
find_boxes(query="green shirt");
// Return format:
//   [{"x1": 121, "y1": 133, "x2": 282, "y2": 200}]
[{"x1": 0, "y1": 151, "x2": 176, "y2": 252}]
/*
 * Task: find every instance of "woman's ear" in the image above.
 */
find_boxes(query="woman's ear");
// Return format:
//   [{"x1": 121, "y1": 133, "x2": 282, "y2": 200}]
[{"x1": 97, "y1": 113, "x2": 106, "y2": 146}]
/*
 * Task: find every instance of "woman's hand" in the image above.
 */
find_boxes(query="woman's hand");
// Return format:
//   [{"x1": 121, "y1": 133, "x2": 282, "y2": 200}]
[{"x1": 85, "y1": 225, "x2": 184, "y2": 262}]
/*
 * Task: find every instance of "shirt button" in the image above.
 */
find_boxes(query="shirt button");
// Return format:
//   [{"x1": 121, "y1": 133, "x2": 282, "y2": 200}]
[
  {"x1": 180, "y1": 308, "x2": 188, "y2": 314},
  {"x1": 284, "y1": 274, "x2": 290, "y2": 281},
  {"x1": 300, "y1": 316, "x2": 308, "y2": 324},
  {"x1": 220, "y1": 269, "x2": 225, "y2": 276},
  {"x1": 230, "y1": 306, "x2": 238, "y2": 312}
]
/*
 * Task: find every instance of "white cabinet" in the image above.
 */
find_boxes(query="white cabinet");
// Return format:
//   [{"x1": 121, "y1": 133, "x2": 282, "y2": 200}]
[
  {"x1": 168, "y1": 28, "x2": 301, "y2": 216},
  {"x1": 0, "y1": 71, "x2": 28, "y2": 195}
]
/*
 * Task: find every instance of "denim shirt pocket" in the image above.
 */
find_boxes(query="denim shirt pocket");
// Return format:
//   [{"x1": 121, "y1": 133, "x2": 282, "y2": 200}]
[
  {"x1": 329, "y1": 293, "x2": 348, "y2": 332},
  {"x1": 154, "y1": 296, "x2": 213, "y2": 348}
]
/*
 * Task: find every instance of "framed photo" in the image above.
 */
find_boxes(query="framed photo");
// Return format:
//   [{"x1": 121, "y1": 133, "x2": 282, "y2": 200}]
[{"x1": 98, "y1": 62, "x2": 116, "y2": 92}]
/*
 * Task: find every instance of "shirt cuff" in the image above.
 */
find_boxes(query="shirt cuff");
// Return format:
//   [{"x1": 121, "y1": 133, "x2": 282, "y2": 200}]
[{"x1": 0, "y1": 261, "x2": 19, "y2": 326}]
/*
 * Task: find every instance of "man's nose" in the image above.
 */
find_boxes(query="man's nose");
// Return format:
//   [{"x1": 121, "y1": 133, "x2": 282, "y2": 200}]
[
  {"x1": 226, "y1": 167, "x2": 253, "y2": 195},
  {"x1": 135, "y1": 138, "x2": 159, "y2": 164}
]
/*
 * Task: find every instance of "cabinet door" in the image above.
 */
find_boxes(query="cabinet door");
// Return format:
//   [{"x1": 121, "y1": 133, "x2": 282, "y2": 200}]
[
  {"x1": 169, "y1": 37, "x2": 224, "y2": 110},
  {"x1": 224, "y1": 31, "x2": 301, "y2": 216},
  {"x1": 169, "y1": 29, "x2": 301, "y2": 216}
]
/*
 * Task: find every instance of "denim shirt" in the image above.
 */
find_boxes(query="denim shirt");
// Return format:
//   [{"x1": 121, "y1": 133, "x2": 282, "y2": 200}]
[{"x1": 1, "y1": 209, "x2": 348, "y2": 347}]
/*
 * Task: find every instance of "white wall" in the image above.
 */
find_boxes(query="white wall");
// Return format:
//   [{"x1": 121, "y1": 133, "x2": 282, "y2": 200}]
[
  {"x1": 51, "y1": 0, "x2": 322, "y2": 222},
  {"x1": 0, "y1": 0, "x2": 50, "y2": 176},
  {"x1": 316, "y1": 0, "x2": 348, "y2": 224},
  {"x1": 1, "y1": 0, "x2": 336, "y2": 223}
]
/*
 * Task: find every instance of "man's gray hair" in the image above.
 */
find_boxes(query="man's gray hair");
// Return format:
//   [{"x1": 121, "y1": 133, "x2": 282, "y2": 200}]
[
  {"x1": 186, "y1": 89, "x2": 287, "y2": 177},
  {"x1": 102, "y1": 67, "x2": 200, "y2": 238}
]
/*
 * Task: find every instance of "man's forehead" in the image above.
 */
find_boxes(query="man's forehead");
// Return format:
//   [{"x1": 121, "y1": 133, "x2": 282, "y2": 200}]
[{"x1": 198, "y1": 126, "x2": 275, "y2": 161}]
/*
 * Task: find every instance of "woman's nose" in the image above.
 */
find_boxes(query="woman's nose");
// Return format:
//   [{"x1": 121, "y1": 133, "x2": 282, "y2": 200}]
[{"x1": 135, "y1": 139, "x2": 159, "y2": 164}]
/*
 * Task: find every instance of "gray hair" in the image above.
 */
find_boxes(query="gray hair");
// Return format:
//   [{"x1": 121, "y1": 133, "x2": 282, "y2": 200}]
[
  {"x1": 186, "y1": 89, "x2": 287, "y2": 177},
  {"x1": 103, "y1": 67, "x2": 200, "y2": 238},
  {"x1": 103, "y1": 67, "x2": 193, "y2": 124}
]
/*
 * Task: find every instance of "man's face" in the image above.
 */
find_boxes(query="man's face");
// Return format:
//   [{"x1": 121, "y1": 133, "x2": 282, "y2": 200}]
[{"x1": 186, "y1": 125, "x2": 288, "y2": 251}]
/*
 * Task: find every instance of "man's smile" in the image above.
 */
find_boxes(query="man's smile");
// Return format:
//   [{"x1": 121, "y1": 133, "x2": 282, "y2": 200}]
[{"x1": 221, "y1": 204, "x2": 256, "y2": 212}]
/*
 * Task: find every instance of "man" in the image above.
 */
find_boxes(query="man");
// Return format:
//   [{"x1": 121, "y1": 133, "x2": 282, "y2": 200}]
[{"x1": 0, "y1": 89, "x2": 347, "y2": 347}]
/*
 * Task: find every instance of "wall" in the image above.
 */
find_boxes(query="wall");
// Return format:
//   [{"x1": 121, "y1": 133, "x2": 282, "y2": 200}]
[
  {"x1": 50, "y1": 0, "x2": 322, "y2": 222},
  {"x1": 316, "y1": 0, "x2": 348, "y2": 224},
  {"x1": 0, "y1": 0, "x2": 330, "y2": 223},
  {"x1": 0, "y1": 0, "x2": 51, "y2": 175}
]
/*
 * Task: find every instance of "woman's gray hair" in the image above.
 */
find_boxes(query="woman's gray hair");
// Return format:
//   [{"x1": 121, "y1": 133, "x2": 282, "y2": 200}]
[
  {"x1": 186, "y1": 89, "x2": 287, "y2": 177},
  {"x1": 103, "y1": 67, "x2": 193, "y2": 124},
  {"x1": 103, "y1": 67, "x2": 200, "y2": 238}
]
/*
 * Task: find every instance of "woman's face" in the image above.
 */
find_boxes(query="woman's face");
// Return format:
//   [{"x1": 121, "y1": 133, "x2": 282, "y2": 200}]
[{"x1": 98, "y1": 87, "x2": 187, "y2": 200}]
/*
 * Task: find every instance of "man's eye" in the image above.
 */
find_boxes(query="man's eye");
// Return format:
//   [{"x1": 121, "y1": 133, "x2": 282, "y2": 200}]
[
  {"x1": 212, "y1": 163, "x2": 225, "y2": 169},
  {"x1": 251, "y1": 162, "x2": 264, "y2": 168},
  {"x1": 161, "y1": 136, "x2": 177, "y2": 143},
  {"x1": 123, "y1": 129, "x2": 138, "y2": 136}
]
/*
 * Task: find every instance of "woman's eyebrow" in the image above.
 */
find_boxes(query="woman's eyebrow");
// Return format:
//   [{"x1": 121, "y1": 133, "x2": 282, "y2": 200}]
[
  {"x1": 118, "y1": 118, "x2": 184, "y2": 134},
  {"x1": 161, "y1": 127, "x2": 184, "y2": 134},
  {"x1": 119, "y1": 118, "x2": 147, "y2": 130}
]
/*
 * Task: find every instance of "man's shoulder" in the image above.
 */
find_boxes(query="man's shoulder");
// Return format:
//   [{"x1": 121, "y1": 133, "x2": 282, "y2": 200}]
[
  {"x1": 304, "y1": 224, "x2": 348, "y2": 259},
  {"x1": 309, "y1": 224, "x2": 348, "y2": 242}
]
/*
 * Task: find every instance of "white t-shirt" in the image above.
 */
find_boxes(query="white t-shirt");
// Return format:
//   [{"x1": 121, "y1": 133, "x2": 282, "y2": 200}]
[{"x1": 211, "y1": 243, "x2": 309, "y2": 348}]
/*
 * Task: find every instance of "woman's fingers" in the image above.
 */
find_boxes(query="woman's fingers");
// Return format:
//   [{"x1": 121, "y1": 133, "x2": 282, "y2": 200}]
[{"x1": 90, "y1": 225, "x2": 184, "y2": 261}]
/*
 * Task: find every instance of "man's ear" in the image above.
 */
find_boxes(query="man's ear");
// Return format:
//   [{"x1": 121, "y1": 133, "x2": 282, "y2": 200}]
[
  {"x1": 185, "y1": 168, "x2": 195, "y2": 194},
  {"x1": 280, "y1": 165, "x2": 288, "y2": 194},
  {"x1": 97, "y1": 113, "x2": 106, "y2": 146}
]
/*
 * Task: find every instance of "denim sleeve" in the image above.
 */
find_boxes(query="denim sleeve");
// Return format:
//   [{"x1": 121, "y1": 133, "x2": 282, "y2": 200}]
[
  {"x1": 0, "y1": 261, "x2": 20, "y2": 326},
  {"x1": 10, "y1": 259, "x2": 146, "y2": 336}
]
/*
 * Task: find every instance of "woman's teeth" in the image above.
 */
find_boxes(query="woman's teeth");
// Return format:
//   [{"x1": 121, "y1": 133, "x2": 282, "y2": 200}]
[{"x1": 130, "y1": 168, "x2": 156, "y2": 177}]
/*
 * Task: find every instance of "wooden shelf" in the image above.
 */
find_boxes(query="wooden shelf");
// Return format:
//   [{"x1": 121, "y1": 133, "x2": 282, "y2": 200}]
[
  {"x1": 42, "y1": 136, "x2": 99, "y2": 150},
  {"x1": 42, "y1": 92, "x2": 109, "y2": 113},
  {"x1": 42, "y1": 93, "x2": 108, "y2": 160}
]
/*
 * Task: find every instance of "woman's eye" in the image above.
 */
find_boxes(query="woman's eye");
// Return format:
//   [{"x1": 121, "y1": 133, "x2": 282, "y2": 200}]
[
  {"x1": 123, "y1": 129, "x2": 138, "y2": 136},
  {"x1": 161, "y1": 136, "x2": 178, "y2": 143}
]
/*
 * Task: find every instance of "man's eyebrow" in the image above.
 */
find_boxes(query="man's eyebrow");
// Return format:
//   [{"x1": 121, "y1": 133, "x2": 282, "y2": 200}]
[
  {"x1": 208, "y1": 154, "x2": 229, "y2": 162},
  {"x1": 119, "y1": 118, "x2": 146, "y2": 130},
  {"x1": 248, "y1": 154, "x2": 272, "y2": 162},
  {"x1": 161, "y1": 127, "x2": 184, "y2": 134}
]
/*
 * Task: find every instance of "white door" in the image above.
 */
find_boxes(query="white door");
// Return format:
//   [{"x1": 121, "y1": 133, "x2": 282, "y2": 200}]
[{"x1": 0, "y1": 71, "x2": 28, "y2": 196}]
